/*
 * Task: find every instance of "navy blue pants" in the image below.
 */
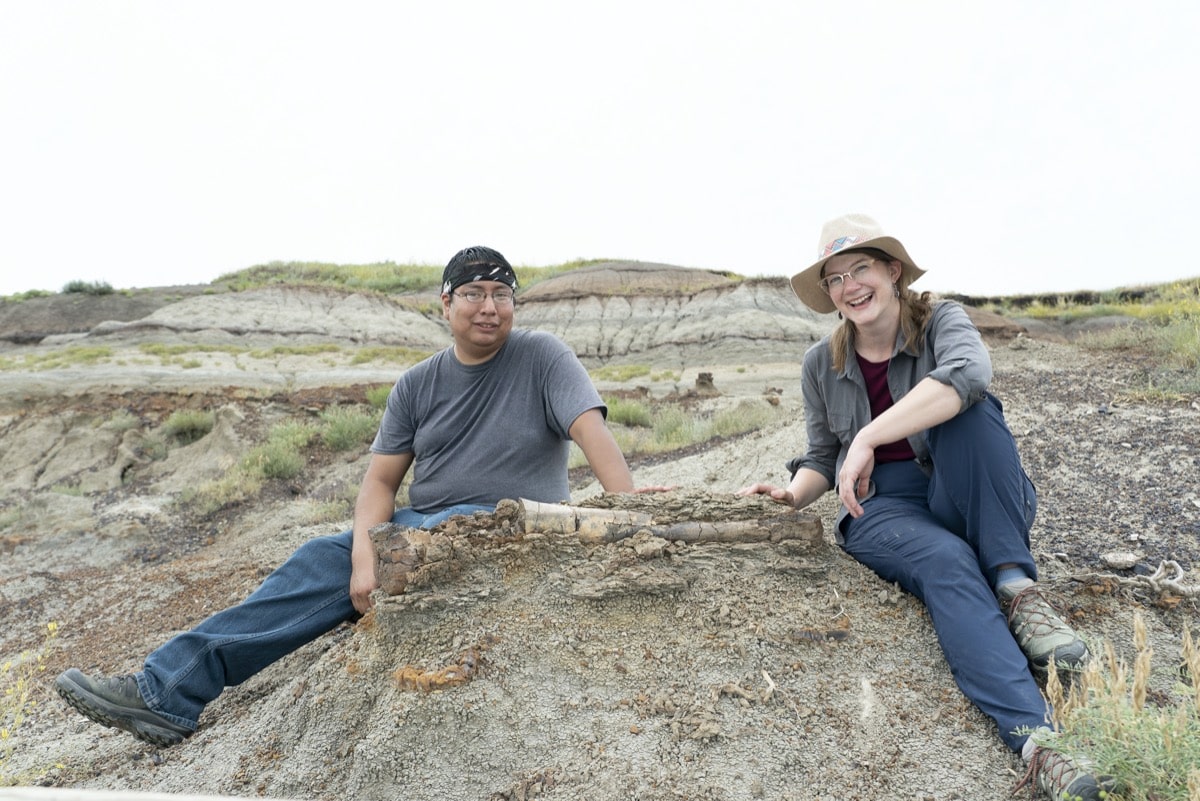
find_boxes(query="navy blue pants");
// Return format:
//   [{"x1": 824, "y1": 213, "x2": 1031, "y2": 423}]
[{"x1": 840, "y1": 394, "x2": 1047, "y2": 752}]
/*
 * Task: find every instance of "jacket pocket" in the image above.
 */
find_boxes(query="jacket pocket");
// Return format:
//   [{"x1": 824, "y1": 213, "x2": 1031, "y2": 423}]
[{"x1": 827, "y1": 411, "x2": 854, "y2": 438}]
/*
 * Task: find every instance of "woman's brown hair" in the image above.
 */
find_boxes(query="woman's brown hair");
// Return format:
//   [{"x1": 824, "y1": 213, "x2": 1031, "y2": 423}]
[{"x1": 826, "y1": 247, "x2": 934, "y2": 373}]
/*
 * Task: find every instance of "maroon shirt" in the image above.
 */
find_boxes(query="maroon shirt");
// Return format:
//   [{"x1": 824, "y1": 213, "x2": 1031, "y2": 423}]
[{"x1": 855, "y1": 353, "x2": 918, "y2": 464}]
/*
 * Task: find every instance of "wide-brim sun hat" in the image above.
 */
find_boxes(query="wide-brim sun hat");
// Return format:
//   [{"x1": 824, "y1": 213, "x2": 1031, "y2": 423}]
[{"x1": 790, "y1": 213, "x2": 925, "y2": 314}]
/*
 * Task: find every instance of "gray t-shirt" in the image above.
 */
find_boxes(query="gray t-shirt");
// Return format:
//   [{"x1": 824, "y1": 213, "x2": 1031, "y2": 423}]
[{"x1": 370, "y1": 329, "x2": 605, "y2": 512}]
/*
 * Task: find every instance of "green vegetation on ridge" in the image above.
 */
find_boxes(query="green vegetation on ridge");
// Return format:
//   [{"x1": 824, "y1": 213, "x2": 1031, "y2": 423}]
[
  {"x1": 972, "y1": 278, "x2": 1200, "y2": 396},
  {"x1": 214, "y1": 258, "x2": 613, "y2": 295}
]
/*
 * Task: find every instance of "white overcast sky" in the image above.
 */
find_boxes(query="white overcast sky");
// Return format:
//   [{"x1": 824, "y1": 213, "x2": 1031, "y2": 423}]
[{"x1": 2, "y1": 1, "x2": 1197, "y2": 297}]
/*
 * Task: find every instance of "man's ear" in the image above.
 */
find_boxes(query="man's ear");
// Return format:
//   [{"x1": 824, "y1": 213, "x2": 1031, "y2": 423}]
[{"x1": 441, "y1": 293, "x2": 452, "y2": 318}]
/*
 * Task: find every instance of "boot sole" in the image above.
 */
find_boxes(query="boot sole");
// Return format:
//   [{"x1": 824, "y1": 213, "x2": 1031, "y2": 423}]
[
  {"x1": 1029, "y1": 640, "x2": 1090, "y2": 678},
  {"x1": 1062, "y1": 772, "x2": 1121, "y2": 801},
  {"x1": 55, "y1": 671, "x2": 190, "y2": 748}
]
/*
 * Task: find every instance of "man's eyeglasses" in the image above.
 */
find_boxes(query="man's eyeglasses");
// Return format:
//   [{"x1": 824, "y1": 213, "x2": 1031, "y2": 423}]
[
  {"x1": 452, "y1": 289, "x2": 515, "y2": 305},
  {"x1": 818, "y1": 259, "x2": 877, "y2": 294}
]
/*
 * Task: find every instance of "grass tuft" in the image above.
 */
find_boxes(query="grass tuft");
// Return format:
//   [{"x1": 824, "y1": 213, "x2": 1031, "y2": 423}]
[
  {"x1": 605, "y1": 397, "x2": 653, "y2": 428},
  {"x1": 162, "y1": 409, "x2": 215, "y2": 444},
  {"x1": 243, "y1": 422, "x2": 317, "y2": 480},
  {"x1": 319, "y1": 406, "x2": 381, "y2": 451},
  {"x1": 1, "y1": 621, "x2": 61, "y2": 786},
  {"x1": 1043, "y1": 614, "x2": 1200, "y2": 801},
  {"x1": 365, "y1": 384, "x2": 392, "y2": 409}
]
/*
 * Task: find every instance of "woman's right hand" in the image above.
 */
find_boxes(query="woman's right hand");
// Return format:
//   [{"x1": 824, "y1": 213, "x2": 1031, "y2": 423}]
[{"x1": 736, "y1": 483, "x2": 796, "y2": 508}]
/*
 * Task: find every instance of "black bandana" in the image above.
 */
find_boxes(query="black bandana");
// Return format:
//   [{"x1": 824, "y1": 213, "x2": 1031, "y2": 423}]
[{"x1": 441, "y1": 246, "x2": 519, "y2": 295}]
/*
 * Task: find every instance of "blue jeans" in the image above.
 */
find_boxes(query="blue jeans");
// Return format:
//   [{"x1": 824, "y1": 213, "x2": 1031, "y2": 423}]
[
  {"x1": 839, "y1": 394, "x2": 1047, "y2": 752},
  {"x1": 136, "y1": 504, "x2": 493, "y2": 730}
]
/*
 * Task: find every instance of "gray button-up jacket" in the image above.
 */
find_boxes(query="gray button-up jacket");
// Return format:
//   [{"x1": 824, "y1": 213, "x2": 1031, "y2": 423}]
[{"x1": 787, "y1": 301, "x2": 992, "y2": 537}]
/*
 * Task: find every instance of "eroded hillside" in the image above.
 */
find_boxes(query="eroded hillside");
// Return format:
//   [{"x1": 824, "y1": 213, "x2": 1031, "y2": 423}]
[{"x1": 1, "y1": 265, "x2": 1197, "y2": 801}]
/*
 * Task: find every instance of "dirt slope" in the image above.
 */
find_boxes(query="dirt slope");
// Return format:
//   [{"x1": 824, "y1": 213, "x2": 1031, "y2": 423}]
[{"x1": 1, "y1": 266, "x2": 1197, "y2": 801}]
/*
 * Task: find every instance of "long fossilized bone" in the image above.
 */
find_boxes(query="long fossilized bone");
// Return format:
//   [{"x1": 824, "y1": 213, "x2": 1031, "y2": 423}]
[{"x1": 515, "y1": 499, "x2": 822, "y2": 545}]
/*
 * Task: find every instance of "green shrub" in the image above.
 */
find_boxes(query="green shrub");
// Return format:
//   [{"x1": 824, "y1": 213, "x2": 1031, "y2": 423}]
[
  {"x1": 1156, "y1": 315, "x2": 1200, "y2": 371},
  {"x1": 319, "y1": 406, "x2": 380, "y2": 451},
  {"x1": 162, "y1": 409, "x2": 215, "y2": 444},
  {"x1": 710, "y1": 401, "x2": 777, "y2": 437},
  {"x1": 605, "y1": 397, "x2": 653, "y2": 427},
  {"x1": 61, "y1": 280, "x2": 113, "y2": 295},
  {"x1": 243, "y1": 442, "x2": 305, "y2": 480},
  {"x1": 649, "y1": 406, "x2": 698, "y2": 449},
  {"x1": 271, "y1": 421, "x2": 318, "y2": 450},
  {"x1": 365, "y1": 384, "x2": 392, "y2": 409},
  {"x1": 242, "y1": 422, "x2": 316, "y2": 480}
]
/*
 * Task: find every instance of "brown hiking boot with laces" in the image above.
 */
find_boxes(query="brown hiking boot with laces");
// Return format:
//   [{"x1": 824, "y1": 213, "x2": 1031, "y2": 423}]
[
  {"x1": 999, "y1": 583, "x2": 1090, "y2": 679},
  {"x1": 1015, "y1": 741, "x2": 1117, "y2": 801}
]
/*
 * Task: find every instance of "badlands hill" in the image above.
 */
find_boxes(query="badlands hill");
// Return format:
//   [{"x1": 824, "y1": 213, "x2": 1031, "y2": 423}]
[{"x1": 0, "y1": 262, "x2": 1197, "y2": 801}]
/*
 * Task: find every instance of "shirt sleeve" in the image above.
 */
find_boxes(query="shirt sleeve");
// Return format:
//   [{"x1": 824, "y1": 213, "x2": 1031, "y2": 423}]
[
  {"x1": 539, "y1": 335, "x2": 606, "y2": 438},
  {"x1": 922, "y1": 302, "x2": 992, "y2": 411},
  {"x1": 370, "y1": 370, "x2": 418, "y2": 455},
  {"x1": 787, "y1": 342, "x2": 840, "y2": 485}
]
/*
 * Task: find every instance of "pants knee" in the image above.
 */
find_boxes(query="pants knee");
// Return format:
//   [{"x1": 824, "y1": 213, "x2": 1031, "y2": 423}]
[{"x1": 908, "y1": 538, "x2": 989, "y2": 598}]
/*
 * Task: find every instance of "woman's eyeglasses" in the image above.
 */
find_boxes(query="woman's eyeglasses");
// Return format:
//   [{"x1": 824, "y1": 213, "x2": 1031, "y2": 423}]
[{"x1": 818, "y1": 260, "x2": 877, "y2": 294}]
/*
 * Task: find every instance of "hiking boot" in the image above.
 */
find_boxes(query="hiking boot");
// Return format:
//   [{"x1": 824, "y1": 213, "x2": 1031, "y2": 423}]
[
  {"x1": 55, "y1": 668, "x2": 192, "y2": 747},
  {"x1": 1016, "y1": 742, "x2": 1117, "y2": 801},
  {"x1": 999, "y1": 583, "x2": 1090, "y2": 679}
]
